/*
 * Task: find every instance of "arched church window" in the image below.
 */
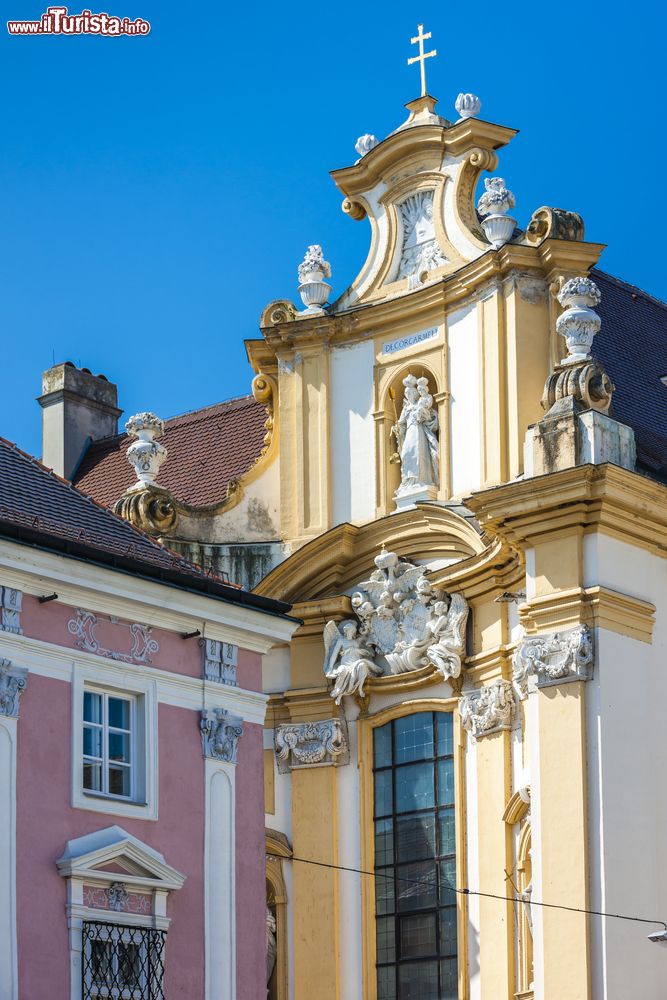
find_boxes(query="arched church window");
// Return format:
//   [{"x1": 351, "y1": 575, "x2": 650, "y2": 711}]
[{"x1": 373, "y1": 711, "x2": 457, "y2": 999}]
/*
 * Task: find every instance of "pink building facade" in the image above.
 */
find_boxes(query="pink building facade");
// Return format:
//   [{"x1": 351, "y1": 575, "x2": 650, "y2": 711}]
[{"x1": 0, "y1": 438, "x2": 296, "y2": 999}]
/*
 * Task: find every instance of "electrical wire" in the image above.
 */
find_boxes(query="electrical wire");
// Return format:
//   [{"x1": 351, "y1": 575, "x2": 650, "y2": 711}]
[{"x1": 268, "y1": 852, "x2": 667, "y2": 931}]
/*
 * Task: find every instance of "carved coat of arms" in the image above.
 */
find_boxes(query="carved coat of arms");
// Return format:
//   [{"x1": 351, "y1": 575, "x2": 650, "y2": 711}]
[{"x1": 323, "y1": 547, "x2": 468, "y2": 703}]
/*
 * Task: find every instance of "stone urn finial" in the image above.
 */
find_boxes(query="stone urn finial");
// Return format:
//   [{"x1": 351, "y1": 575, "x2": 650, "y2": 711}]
[
  {"x1": 556, "y1": 277, "x2": 603, "y2": 363},
  {"x1": 477, "y1": 177, "x2": 516, "y2": 250},
  {"x1": 297, "y1": 245, "x2": 332, "y2": 314},
  {"x1": 115, "y1": 412, "x2": 177, "y2": 536},
  {"x1": 125, "y1": 412, "x2": 167, "y2": 489},
  {"x1": 355, "y1": 134, "x2": 378, "y2": 159},
  {"x1": 455, "y1": 93, "x2": 481, "y2": 120}
]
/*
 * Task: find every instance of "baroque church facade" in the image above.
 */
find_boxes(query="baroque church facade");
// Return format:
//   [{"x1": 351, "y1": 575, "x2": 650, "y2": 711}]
[{"x1": 38, "y1": 31, "x2": 667, "y2": 1000}]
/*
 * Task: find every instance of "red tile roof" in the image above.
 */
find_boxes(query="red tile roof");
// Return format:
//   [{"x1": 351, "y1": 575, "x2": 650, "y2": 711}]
[
  {"x1": 0, "y1": 435, "x2": 291, "y2": 615},
  {"x1": 74, "y1": 395, "x2": 267, "y2": 508}
]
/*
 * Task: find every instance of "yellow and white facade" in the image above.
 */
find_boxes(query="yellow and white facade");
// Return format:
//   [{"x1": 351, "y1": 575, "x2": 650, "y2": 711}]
[{"x1": 231, "y1": 72, "x2": 667, "y2": 1000}]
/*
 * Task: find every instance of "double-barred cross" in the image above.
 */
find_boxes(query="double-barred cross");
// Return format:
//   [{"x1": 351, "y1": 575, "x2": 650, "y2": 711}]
[{"x1": 407, "y1": 23, "x2": 437, "y2": 98}]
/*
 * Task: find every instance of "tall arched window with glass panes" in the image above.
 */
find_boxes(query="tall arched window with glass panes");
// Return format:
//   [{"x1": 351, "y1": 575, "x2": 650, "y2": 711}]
[{"x1": 373, "y1": 711, "x2": 457, "y2": 999}]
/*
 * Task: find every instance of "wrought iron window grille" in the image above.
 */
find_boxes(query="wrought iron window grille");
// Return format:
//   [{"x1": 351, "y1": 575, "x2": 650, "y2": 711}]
[{"x1": 82, "y1": 922, "x2": 166, "y2": 1000}]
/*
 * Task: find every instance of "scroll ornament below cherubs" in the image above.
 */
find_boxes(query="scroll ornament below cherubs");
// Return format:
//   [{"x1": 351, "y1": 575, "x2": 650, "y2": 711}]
[{"x1": 323, "y1": 547, "x2": 468, "y2": 704}]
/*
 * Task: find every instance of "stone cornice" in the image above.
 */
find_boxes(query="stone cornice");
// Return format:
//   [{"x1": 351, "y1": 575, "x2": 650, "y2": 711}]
[
  {"x1": 519, "y1": 585, "x2": 656, "y2": 643},
  {"x1": 255, "y1": 505, "x2": 484, "y2": 603},
  {"x1": 429, "y1": 536, "x2": 523, "y2": 604},
  {"x1": 0, "y1": 538, "x2": 298, "y2": 654},
  {"x1": 250, "y1": 240, "x2": 604, "y2": 359},
  {"x1": 466, "y1": 464, "x2": 667, "y2": 558},
  {"x1": 329, "y1": 118, "x2": 517, "y2": 198}
]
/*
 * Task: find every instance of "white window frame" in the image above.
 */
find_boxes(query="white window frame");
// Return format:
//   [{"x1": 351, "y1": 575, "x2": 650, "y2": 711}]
[
  {"x1": 72, "y1": 664, "x2": 158, "y2": 821},
  {"x1": 83, "y1": 689, "x2": 137, "y2": 802}
]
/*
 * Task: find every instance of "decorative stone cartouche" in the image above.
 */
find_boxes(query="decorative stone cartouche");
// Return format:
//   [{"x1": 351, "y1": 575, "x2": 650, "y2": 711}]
[
  {"x1": 477, "y1": 177, "x2": 516, "y2": 250},
  {"x1": 297, "y1": 245, "x2": 332, "y2": 313}
]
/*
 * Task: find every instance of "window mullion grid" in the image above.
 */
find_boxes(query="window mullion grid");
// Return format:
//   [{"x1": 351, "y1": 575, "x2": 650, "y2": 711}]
[
  {"x1": 102, "y1": 692, "x2": 110, "y2": 797},
  {"x1": 373, "y1": 713, "x2": 457, "y2": 999}
]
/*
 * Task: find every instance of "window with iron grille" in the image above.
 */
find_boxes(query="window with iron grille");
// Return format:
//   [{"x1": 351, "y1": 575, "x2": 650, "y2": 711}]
[
  {"x1": 373, "y1": 712, "x2": 458, "y2": 1000},
  {"x1": 82, "y1": 922, "x2": 166, "y2": 1000}
]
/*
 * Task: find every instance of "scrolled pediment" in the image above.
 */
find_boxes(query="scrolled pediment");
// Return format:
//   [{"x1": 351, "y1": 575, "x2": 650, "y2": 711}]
[{"x1": 255, "y1": 504, "x2": 485, "y2": 603}]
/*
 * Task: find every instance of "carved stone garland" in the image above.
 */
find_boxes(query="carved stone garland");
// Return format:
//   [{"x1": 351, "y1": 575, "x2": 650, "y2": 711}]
[
  {"x1": 323, "y1": 546, "x2": 468, "y2": 704},
  {"x1": 274, "y1": 719, "x2": 349, "y2": 772},
  {"x1": 512, "y1": 625, "x2": 593, "y2": 699},
  {"x1": 460, "y1": 679, "x2": 515, "y2": 740}
]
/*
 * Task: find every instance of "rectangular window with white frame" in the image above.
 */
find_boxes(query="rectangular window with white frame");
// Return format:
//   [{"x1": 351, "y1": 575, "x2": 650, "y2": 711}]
[
  {"x1": 72, "y1": 667, "x2": 158, "y2": 821},
  {"x1": 83, "y1": 690, "x2": 136, "y2": 800}
]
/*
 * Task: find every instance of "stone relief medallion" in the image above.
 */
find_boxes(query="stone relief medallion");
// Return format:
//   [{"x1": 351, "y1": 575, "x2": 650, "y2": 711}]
[
  {"x1": 323, "y1": 546, "x2": 468, "y2": 703},
  {"x1": 396, "y1": 190, "x2": 447, "y2": 282}
]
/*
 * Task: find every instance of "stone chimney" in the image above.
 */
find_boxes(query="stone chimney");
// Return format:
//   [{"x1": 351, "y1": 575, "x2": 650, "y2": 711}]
[{"x1": 37, "y1": 362, "x2": 122, "y2": 479}]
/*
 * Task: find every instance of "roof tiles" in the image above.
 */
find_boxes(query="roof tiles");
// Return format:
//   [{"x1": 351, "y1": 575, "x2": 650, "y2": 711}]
[{"x1": 74, "y1": 395, "x2": 267, "y2": 508}]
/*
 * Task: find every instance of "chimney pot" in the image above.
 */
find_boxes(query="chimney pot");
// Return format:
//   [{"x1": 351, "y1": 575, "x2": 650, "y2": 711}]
[{"x1": 37, "y1": 362, "x2": 122, "y2": 479}]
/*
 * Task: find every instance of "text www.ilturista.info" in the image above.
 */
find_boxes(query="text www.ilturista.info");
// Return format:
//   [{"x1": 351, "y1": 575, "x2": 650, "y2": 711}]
[{"x1": 7, "y1": 6, "x2": 150, "y2": 34}]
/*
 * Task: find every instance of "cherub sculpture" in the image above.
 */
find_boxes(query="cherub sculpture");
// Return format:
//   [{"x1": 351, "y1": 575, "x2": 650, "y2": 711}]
[
  {"x1": 386, "y1": 593, "x2": 468, "y2": 678},
  {"x1": 323, "y1": 619, "x2": 383, "y2": 704}
]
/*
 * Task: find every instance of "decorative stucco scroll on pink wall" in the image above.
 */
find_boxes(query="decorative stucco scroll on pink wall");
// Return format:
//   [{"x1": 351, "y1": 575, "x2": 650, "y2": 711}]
[
  {"x1": 67, "y1": 609, "x2": 159, "y2": 664},
  {"x1": 83, "y1": 884, "x2": 153, "y2": 914}
]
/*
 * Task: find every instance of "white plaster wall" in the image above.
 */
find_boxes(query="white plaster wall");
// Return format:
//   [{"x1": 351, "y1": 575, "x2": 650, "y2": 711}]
[
  {"x1": 262, "y1": 645, "x2": 291, "y2": 695},
  {"x1": 447, "y1": 303, "x2": 481, "y2": 498},
  {"x1": 582, "y1": 534, "x2": 667, "y2": 998},
  {"x1": 330, "y1": 340, "x2": 376, "y2": 526},
  {"x1": 337, "y1": 718, "x2": 363, "y2": 999},
  {"x1": 176, "y1": 457, "x2": 282, "y2": 544}
]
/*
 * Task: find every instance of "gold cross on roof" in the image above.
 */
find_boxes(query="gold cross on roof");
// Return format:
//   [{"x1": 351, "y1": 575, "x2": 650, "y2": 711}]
[{"x1": 407, "y1": 23, "x2": 437, "y2": 97}]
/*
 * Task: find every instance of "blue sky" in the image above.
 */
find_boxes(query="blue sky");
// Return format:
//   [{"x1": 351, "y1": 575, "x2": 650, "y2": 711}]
[{"x1": 1, "y1": 0, "x2": 664, "y2": 457}]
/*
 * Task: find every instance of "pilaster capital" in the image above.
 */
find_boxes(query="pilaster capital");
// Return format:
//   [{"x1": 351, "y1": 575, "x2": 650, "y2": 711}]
[
  {"x1": 0, "y1": 658, "x2": 28, "y2": 718},
  {"x1": 460, "y1": 679, "x2": 515, "y2": 740},
  {"x1": 200, "y1": 708, "x2": 244, "y2": 763},
  {"x1": 275, "y1": 718, "x2": 349, "y2": 772},
  {"x1": 512, "y1": 624, "x2": 593, "y2": 699}
]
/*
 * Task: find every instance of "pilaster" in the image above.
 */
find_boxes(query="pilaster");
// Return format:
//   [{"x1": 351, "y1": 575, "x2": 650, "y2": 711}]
[{"x1": 202, "y1": 712, "x2": 242, "y2": 1000}]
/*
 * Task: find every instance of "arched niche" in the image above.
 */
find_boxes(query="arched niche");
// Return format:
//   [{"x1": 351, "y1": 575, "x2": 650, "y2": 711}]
[
  {"x1": 266, "y1": 830, "x2": 291, "y2": 1000},
  {"x1": 517, "y1": 823, "x2": 534, "y2": 997},
  {"x1": 375, "y1": 359, "x2": 448, "y2": 516}
]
